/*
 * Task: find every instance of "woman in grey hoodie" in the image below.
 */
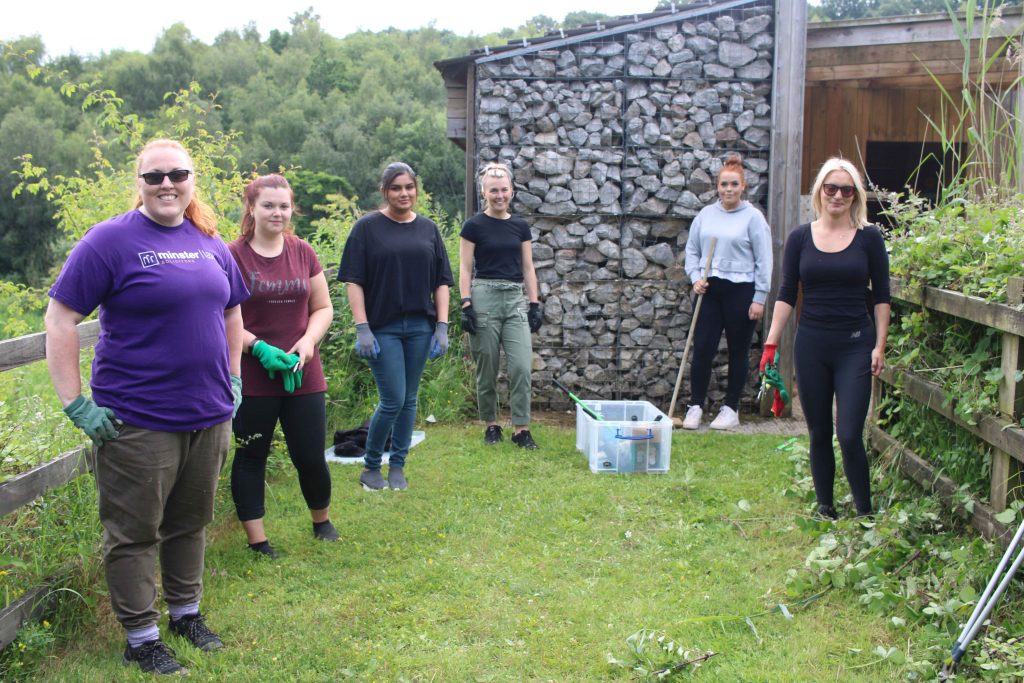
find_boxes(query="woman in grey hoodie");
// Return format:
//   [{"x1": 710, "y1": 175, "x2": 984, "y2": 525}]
[{"x1": 682, "y1": 154, "x2": 773, "y2": 430}]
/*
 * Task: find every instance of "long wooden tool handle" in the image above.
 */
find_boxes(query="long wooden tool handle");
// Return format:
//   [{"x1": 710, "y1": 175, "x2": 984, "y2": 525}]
[{"x1": 668, "y1": 237, "x2": 717, "y2": 420}]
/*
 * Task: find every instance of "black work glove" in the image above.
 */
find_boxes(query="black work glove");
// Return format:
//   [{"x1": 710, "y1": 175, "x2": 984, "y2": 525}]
[
  {"x1": 462, "y1": 305, "x2": 477, "y2": 335},
  {"x1": 528, "y1": 302, "x2": 542, "y2": 333}
]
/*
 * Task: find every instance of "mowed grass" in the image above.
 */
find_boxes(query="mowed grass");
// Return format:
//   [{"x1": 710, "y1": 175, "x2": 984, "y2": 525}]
[{"x1": 31, "y1": 425, "x2": 905, "y2": 682}]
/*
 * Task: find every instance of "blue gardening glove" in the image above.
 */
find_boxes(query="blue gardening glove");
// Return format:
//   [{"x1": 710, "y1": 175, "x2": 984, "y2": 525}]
[
  {"x1": 429, "y1": 322, "x2": 449, "y2": 360},
  {"x1": 461, "y1": 304, "x2": 477, "y2": 335},
  {"x1": 355, "y1": 323, "x2": 380, "y2": 359},
  {"x1": 63, "y1": 395, "x2": 119, "y2": 446},
  {"x1": 251, "y1": 340, "x2": 300, "y2": 378},
  {"x1": 231, "y1": 374, "x2": 243, "y2": 417},
  {"x1": 528, "y1": 302, "x2": 542, "y2": 333}
]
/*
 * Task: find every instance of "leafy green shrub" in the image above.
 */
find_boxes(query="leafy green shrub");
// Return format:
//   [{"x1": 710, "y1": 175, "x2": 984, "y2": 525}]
[{"x1": 885, "y1": 192, "x2": 1024, "y2": 302}]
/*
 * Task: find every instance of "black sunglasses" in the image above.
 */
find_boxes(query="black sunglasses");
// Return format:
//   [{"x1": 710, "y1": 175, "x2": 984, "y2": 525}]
[
  {"x1": 822, "y1": 183, "x2": 855, "y2": 198},
  {"x1": 139, "y1": 169, "x2": 192, "y2": 185}
]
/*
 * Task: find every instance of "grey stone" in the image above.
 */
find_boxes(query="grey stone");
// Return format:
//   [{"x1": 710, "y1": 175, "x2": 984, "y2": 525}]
[
  {"x1": 739, "y1": 15, "x2": 772, "y2": 42},
  {"x1": 534, "y1": 151, "x2": 574, "y2": 175},
  {"x1": 627, "y1": 41, "x2": 651, "y2": 64},
  {"x1": 644, "y1": 243, "x2": 677, "y2": 268},
  {"x1": 719, "y1": 41, "x2": 757, "y2": 68},
  {"x1": 686, "y1": 36, "x2": 717, "y2": 54},
  {"x1": 737, "y1": 60, "x2": 772, "y2": 80},
  {"x1": 570, "y1": 178, "x2": 600, "y2": 205},
  {"x1": 704, "y1": 64, "x2": 735, "y2": 79},
  {"x1": 539, "y1": 201, "x2": 578, "y2": 216},
  {"x1": 692, "y1": 88, "x2": 720, "y2": 108},
  {"x1": 622, "y1": 248, "x2": 648, "y2": 277},
  {"x1": 735, "y1": 110, "x2": 755, "y2": 132}
]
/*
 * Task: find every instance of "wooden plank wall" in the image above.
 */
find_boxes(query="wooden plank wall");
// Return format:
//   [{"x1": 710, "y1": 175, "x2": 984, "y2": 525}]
[{"x1": 800, "y1": 85, "x2": 956, "y2": 189}]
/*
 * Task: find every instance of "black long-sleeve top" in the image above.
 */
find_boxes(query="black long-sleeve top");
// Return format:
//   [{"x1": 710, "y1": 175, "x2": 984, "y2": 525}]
[{"x1": 777, "y1": 223, "x2": 891, "y2": 330}]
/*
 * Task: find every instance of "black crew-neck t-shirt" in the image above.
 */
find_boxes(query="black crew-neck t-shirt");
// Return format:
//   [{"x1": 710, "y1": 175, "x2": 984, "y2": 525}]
[
  {"x1": 338, "y1": 212, "x2": 454, "y2": 329},
  {"x1": 460, "y1": 213, "x2": 533, "y2": 282}
]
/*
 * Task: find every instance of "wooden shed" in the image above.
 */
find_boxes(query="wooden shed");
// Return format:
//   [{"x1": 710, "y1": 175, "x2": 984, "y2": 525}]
[{"x1": 804, "y1": 8, "x2": 1024, "y2": 211}]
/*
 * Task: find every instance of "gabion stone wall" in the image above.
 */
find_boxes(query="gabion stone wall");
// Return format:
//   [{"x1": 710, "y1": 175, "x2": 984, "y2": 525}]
[{"x1": 473, "y1": 3, "x2": 774, "y2": 411}]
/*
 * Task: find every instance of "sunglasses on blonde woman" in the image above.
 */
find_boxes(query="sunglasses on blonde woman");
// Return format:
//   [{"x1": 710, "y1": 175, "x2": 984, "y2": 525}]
[
  {"x1": 139, "y1": 169, "x2": 192, "y2": 185},
  {"x1": 822, "y1": 183, "x2": 855, "y2": 198}
]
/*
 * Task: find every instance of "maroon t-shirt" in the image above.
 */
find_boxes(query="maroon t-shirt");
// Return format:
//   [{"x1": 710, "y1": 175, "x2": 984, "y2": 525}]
[{"x1": 229, "y1": 235, "x2": 327, "y2": 396}]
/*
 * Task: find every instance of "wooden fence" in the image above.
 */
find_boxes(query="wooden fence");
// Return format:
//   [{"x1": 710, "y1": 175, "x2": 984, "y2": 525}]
[
  {"x1": 0, "y1": 320, "x2": 99, "y2": 650},
  {"x1": 869, "y1": 277, "x2": 1024, "y2": 546}
]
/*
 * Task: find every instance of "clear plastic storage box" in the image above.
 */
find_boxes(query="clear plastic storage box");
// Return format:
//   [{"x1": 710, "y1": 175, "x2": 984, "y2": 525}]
[{"x1": 575, "y1": 400, "x2": 671, "y2": 474}]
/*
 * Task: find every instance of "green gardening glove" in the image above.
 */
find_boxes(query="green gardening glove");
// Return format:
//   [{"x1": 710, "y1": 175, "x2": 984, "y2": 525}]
[
  {"x1": 251, "y1": 340, "x2": 300, "y2": 378},
  {"x1": 63, "y1": 395, "x2": 119, "y2": 446},
  {"x1": 231, "y1": 374, "x2": 243, "y2": 417},
  {"x1": 282, "y1": 368, "x2": 303, "y2": 394}
]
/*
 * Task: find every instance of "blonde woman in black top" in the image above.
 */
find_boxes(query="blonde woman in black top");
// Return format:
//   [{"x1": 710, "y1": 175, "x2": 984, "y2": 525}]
[{"x1": 459, "y1": 162, "x2": 542, "y2": 449}]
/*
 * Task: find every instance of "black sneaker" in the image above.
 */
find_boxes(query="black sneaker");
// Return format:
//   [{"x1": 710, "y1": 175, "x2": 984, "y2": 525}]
[
  {"x1": 123, "y1": 639, "x2": 188, "y2": 675},
  {"x1": 815, "y1": 504, "x2": 839, "y2": 520},
  {"x1": 360, "y1": 468, "x2": 387, "y2": 490},
  {"x1": 511, "y1": 430, "x2": 539, "y2": 449},
  {"x1": 387, "y1": 467, "x2": 408, "y2": 491},
  {"x1": 248, "y1": 541, "x2": 279, "y2": 559},
  {"x1": 313, "y1": 520, "x2": 339, "y2": 541},
  {"x1": 484, "y1": 425, "x2": 503, "y2": 445},
  {"x1": 168, "y1": 611, "x2": 223, "y2": 652}
]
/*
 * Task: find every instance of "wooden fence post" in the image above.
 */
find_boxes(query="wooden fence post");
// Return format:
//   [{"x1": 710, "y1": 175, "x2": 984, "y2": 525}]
[{"x1": 991, "y1": 276, "x2": 1024, "y2": 510}]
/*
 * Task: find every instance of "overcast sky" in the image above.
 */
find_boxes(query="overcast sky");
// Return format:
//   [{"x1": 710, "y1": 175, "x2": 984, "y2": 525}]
[{"x1": 4, "y1": 0, "x2": 663, "y2": 60}]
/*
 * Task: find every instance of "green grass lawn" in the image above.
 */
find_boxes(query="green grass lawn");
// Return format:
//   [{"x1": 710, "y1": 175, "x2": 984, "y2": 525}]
[{"x1": 28, "y1": 425, "x2": 907, "y2": 682}]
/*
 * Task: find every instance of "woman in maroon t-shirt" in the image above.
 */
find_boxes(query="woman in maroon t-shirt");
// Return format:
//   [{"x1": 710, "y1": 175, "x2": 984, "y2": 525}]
[{"x1": 229, "y1": 174, "x2": 336, "y2": 558}]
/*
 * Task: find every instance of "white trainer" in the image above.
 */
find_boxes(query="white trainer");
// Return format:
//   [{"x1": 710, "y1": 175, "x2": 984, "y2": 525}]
[
  {"x1": 682, "y1": 405, "x2": 702, "y2": 430},
  {"x1": 709, "y1": 406, "x2": 740, "y2": 430}
]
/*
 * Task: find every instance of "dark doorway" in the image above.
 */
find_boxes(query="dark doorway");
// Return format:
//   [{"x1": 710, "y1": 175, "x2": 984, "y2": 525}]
[{"x1": 864, "y1": 140, "x2": 962, "y2": 227}]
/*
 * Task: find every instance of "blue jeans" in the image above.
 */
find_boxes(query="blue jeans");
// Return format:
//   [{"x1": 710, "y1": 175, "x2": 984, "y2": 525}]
[{"x1": 365, "y1": 314, "x2": 433, "y2": 470}]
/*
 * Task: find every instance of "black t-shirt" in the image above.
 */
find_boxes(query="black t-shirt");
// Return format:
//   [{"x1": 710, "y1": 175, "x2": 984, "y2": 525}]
[
  {"x1": 460, "y1": 213, "x2": 533, "y2": 282},
  {"x1": 338, "y1": 212, "x2": 454, "y2": 329},
  {"x1": 777, "y1": 223, "x2": 891, "y2": 330}
]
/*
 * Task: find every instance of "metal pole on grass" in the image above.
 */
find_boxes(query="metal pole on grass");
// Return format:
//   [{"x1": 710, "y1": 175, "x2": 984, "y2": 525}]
[
  {"x1": 944, "y1": 517, "x2": 1024, "y2": 675},
  {"x1": 667, "y1": 238, "x2": 717, "y2": 425}
]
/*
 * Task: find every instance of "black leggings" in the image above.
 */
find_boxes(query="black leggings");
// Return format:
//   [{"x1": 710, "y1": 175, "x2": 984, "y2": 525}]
[
  {"x1": 689, "y1": 278, "x2": 757, "y2": 410},
  {"x1": 231, "y1": 392, "x2": 330, "y2": 522},
  {"x1": 794, "y1": 323, "x2": 875, "y2": 515}
]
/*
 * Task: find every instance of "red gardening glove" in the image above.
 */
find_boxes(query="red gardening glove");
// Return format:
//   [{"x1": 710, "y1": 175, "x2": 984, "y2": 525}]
[
  {"x1": 772, "y1": 389, "x2": 786, "y2": 417},
  {"x1": 759, "y1": 343, "x2": 778, "y2": 373}
]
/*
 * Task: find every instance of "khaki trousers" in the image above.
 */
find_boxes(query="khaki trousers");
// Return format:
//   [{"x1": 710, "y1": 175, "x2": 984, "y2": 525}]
[
  {"x1": 469, "y1": 279, "x2": 533, "y2": 426},
  {"x1": 92, "y1": 421, "x2": 230, "y2": 630}
]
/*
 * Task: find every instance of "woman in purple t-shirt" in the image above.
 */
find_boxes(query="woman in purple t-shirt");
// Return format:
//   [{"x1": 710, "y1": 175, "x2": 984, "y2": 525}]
[
  {"x1": 44, "y1": 139, "x2": 248, "y2": 674},
  {"x1": 229, "y1": 174, "x2": 336, "y2": 558}
]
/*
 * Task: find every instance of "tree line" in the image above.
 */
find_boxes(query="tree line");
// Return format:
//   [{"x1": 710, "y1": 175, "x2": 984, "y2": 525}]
[
  {"x1": 2, "y1": 1, "x2": 1010, "y2": 284},
  {"x1": 1, "y1": 10, "x2": 626, "y2": 285}
]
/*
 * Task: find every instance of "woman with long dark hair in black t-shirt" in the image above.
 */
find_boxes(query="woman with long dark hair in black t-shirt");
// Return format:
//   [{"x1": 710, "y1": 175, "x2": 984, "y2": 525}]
[
  {"x1": 459, "y1": 162, "x2": 542, "y2": 449},
  {"x1": 762, "y1": 157, "x2": 890, "y2": 519},
  {"x1": 338, "y1": 162, "x2": 454, "y2": 491}
]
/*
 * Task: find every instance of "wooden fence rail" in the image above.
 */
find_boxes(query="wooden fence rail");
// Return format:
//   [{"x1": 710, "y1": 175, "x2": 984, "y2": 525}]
[
  {"x1": 869, "y1": 276, "x2": 1024, "y2": 544},
  {"x1": 0, "y1": 320, "x2": 99, "y2": 650}
]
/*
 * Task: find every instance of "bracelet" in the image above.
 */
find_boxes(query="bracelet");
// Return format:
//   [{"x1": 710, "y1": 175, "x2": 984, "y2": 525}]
[{"x1": 248, "y1": 339, "x2": 260, "y2": 353}]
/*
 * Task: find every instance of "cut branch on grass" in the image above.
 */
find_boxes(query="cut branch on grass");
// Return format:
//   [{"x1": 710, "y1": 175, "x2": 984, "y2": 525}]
[{"x1": 651, "y1": 650, "x2": 718, "y2": 676}]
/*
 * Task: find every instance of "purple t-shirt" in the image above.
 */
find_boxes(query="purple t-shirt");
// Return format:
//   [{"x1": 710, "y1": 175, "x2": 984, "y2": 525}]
[{"x1": 49, "y1": 209, "x2": 250, "y2": 431}]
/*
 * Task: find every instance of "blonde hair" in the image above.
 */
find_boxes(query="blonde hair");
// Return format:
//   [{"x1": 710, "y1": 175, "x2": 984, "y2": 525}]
[
  {"x1": 478, "y1": 162, "x2": 514, "y2": 211},
  {"x1": 810, "y1": 157, "x2": 869, "y2": 228},
  {"x1": 133, "y1": 139, "x2": 218, "y2": 236}
]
